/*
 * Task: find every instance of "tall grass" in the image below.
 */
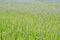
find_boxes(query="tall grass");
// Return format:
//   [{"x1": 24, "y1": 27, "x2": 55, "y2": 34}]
[{"x1": 0, "y1": 2, "x2": 60, "y2": 40}]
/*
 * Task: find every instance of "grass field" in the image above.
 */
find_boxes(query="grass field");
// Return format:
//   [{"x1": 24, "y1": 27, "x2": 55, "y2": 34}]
[{"x1": 0, "y1": 2, "x2": 60, "y2": 40}]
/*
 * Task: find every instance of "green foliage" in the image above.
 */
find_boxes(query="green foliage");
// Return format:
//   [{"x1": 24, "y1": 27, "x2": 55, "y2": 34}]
[{"x1": 0, "y1": 2, "x2": 60, "y2": 40}]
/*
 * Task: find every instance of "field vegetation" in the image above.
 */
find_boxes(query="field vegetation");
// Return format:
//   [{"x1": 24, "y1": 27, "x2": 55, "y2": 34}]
[{"x1": 0, "y1": 2, "x2": 60, "y2": 40}]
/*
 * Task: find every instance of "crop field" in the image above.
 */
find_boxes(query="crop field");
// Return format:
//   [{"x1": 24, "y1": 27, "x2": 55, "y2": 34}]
[{"x1": 0, "y1": 2, "x2": 60, "y2": 40}]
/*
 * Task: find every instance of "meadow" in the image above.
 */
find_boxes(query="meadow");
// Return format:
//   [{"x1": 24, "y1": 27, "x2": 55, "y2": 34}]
[{"x1": 0, "y1": 2, "x2": 60, "y2": 40}]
